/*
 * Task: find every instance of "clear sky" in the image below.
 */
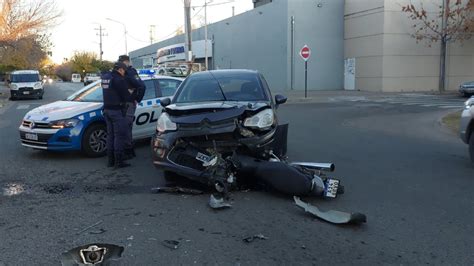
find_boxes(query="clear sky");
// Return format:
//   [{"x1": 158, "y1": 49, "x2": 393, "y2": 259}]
[{"x1": 50, "y1": 0, "x2": 253, "y2": 64}]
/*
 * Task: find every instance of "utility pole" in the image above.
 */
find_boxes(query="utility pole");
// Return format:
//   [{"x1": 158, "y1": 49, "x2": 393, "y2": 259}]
[
  {"x1": 106, "y1": 18, "x2": 128, "y2": 54},
  {"x1": 184, "y1": 0, "x2": 193, "y2": 75},
  {"x1": 204, "y1": 0, "x2": 210, "y2": 70},
  {"x1": 439, "y1": 0, "x2": 449, "y2": 92},
  {"x1": 149, "y1": 25, "x2": 156, "y2": 44},
  {"x1": 232, "y1": 6, "x2": 235, "y2": 16},
  {"x1": 94, "y1": 25, "x2": 106, "y2": 62}
]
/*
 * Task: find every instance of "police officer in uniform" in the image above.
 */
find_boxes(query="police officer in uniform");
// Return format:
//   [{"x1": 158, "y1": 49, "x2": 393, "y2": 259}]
[
  {"x1": 118, "y1": 55, "x2": 145, "y2": 159},
  {"x1": 101, "y1": 62, "x2": 132, "y2": 168}
]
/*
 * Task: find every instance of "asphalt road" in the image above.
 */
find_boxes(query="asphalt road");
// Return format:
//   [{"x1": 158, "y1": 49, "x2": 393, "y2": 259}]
[{"x1": 0, "y1": 82, "x2": 472, "y2": 265}]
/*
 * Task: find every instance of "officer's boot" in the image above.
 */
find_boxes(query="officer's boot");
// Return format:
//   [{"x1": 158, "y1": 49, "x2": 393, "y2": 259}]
[
  {"x1": 107, "y1": 153, "x2": 115, "y2": 168},
  {"x1": 114, "y1": 153, "x2": 131, "y2": 169}
]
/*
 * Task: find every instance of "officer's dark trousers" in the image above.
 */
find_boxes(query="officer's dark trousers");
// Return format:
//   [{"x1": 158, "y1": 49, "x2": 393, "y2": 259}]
[
  {"x1": 104, "y1": 109, "x2": 127, "y2": 159},
  {"x1": 124, "y1": 103, "x2": 136, "y2": 151}
]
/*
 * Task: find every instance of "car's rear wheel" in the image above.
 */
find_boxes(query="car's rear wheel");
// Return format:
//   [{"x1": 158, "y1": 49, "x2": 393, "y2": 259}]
[
  {"x1": 469, "y1": 132, "x2": 474, "y2": 164},
  {"x1": 82, "y1": 123, "x2": 107, "y2": 157}
]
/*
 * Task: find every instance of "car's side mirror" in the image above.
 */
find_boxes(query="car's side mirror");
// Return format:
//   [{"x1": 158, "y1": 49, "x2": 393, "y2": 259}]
[
  {"x1": 275, "y1": 94, "x2": 287, "y2": 105},
  {"x1": 160, "y1": 97, "x2": 171, "y2": 107}
]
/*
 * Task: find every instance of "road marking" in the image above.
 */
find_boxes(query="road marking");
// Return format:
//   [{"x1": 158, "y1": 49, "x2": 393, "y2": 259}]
[{"x1": 17, "y1": 105, "x2": 30, "y2": 110}]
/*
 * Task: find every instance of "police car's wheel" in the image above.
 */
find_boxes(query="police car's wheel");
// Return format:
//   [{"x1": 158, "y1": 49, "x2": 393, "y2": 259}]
[
  {"x1": 469, "y1": 132, "x2": 474, "y2": 163},
  {"x1": 82, "y1": 123, "x2": 107, "y2": 157}
]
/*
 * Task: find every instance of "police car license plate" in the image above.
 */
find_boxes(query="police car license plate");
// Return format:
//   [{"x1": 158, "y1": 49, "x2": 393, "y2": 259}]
[
  {"x1": 23, "y1": 91, "x2": 30, "y2": 95},
  {"x1": 323, "y1": 178, "x2": 340, "y2": 198},
  {"x1": 25, "y1": 133, "x2": 38, "y2": 141}
]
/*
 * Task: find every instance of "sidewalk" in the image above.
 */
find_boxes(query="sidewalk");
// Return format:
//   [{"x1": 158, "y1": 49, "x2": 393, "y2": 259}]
[{"x1": 281, "y1": 89, "x2": 460, "y2": 104}]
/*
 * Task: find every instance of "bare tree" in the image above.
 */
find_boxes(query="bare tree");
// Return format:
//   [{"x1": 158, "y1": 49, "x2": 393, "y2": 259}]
[
  {"x1": 402, "y1": 0, "x2": 474, "y2": 91},
  {"x1": 0, "y1": 0, "x2": 61, "y2": 45}
]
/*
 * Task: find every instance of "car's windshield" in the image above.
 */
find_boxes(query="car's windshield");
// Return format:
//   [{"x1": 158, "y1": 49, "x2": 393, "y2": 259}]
[
  {"x1": 175, "y1": 72, "x2": 267, "y2": 103},
  {"x1": 11, "y1": 74, "x2": 40, "y2": 83},
  {"x1": 66, "y1": 82, "x2": 103, "y2": 102}
]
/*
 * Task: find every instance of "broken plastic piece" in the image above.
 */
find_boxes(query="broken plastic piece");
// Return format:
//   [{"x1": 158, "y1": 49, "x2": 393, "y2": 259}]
[
  {"x1": 242, "y1": 233, "x2": 269, "y2": 243},
  {"x1": 294, "y1": 196, "x2": 366, "y2": 225},
  {"x1": 151, "y1": 186, "x2": 203, "y2": 195},
  {"x1": 209, "y1": 194, "x2": 232, "y2": 209},
  {"x1": 162, "y1": 240, "x2": 180, "y2": 250}
]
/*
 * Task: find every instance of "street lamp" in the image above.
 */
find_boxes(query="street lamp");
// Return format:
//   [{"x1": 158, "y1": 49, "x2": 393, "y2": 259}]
[{"x1": 106, "y1": 18, "x2": 128, "y2": 54}]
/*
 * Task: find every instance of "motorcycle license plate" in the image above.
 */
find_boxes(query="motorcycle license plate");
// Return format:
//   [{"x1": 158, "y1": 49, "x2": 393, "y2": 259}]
[
  {"x1": 324, "y1": 178, "x2": 340, "y2": 198},
  {"x1": 25, "y1": 133, "x2": 38, "y2": 141},
  {"x1": 195, "y1": 152, "x2": 212, "y2": 163}
]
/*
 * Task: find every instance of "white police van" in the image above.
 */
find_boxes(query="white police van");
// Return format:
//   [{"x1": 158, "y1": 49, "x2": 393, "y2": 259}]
[{"x1": 18, "y1": 75, "x2": 183, "y2": 157}]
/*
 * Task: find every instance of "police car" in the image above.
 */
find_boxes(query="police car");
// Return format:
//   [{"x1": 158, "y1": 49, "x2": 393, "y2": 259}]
[{"x1": 18, "y1": 75, "x2": 183, "y2": 157}]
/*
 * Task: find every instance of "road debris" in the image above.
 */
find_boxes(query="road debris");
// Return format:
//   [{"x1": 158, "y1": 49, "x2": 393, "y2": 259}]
[
  {"x1": 76, "y1": 220, "x2": 103, "y2": 235},
  {"x1": 293, "y1": 196, "x2": 367, "y2": 225},
  {"x1": 208, "y1": 194, "x2": 232, "y2": 209},
  {"x1": 61, "y1": 243, "x2": 124, "y2": 265},
  {"x1": 151, "y1": 186, "x2": 203, "y2": 195},
  {"x1": 162, "y1": 240, "x2": 180, "y2": 250},
  {"x1": 243, "y1": 234, "x2": 268, "y2": 243},
  {"x1": 89, "y1": 228, "x2": 106, "y2": 235}
]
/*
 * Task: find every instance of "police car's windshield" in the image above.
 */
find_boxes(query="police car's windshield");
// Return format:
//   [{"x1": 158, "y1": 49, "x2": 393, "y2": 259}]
[
  {"x1": 66, "y1": 82, "x2": 103, "y2": 102},
  {"x1": 11, "y1": 74, "x2": 40, "y2": 83},
  {"x1": 174, "y1": 72, "x2": 267, "y2": 103}
]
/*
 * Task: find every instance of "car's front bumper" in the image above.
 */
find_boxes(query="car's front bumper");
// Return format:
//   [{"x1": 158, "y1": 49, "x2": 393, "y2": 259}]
[
  {"x1": 11, "y1": 88, "x2": 44, "y2": 98},
  {"x1": 151, "y1": 126, "x2": 277, "y2": 181},
  {"x1": 460, "y1": 109, "x2": 472, "y2": 144},
  {"x1": 18, "y1": 123, "x2": 85, "y2": 151}
]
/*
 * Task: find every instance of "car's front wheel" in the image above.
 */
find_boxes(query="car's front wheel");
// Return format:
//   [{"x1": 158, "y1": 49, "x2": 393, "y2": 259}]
[
  {"x1": 82, "y1": 123, "x2": 107, "y2": 157},
  {"x1": 469, "y1": 132, "x2": 474, "y2": 163}
]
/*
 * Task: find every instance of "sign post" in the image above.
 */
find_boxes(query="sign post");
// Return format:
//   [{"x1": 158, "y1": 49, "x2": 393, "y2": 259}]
[{"x1": 299, "y1": 45, "x2": 311, "y2": 98}]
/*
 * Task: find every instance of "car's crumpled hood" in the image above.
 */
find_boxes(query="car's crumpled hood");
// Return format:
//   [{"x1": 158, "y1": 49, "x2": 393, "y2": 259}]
[
  {"x1": 24, "y1": 100, "x2": 103, "y2": 122},
  {"x1": 166, "y1": 101, "x2": 270, "y2": 124}
]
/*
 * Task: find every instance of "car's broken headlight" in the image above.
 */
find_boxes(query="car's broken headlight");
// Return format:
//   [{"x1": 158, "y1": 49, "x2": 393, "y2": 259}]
[
  {"x1": 465, "y1": 97, "x2": 474, "y2": 110},
  {"x1": 50, "y1": 118, "x2": 79, "y2": 129},
  {"x1": 243, "y1": 109, "x2": 274, "y2": 130},
  {"x1": 157, "y1": 113, "x2": 177, "y2": 133}
]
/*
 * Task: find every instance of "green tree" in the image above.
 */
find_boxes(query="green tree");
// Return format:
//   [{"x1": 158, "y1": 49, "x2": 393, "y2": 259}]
[{"x1": 70, "y1": 51, "x2": 99, "y2": 76}]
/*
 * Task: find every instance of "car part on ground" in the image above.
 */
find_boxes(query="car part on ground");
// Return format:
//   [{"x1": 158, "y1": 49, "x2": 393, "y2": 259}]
[
  {"x1": 151, "y1": 186, "x2": 203, "y2": 195},
  {"x1": 161, "y1": 240, "x2": 180, "y2": 250},
  {"x1": 208, "y1": 194, "x2": 232, "y2": 209},
  {"x1": 61, "y1": 243, "x2": 124, "y2": 265},
  {"x1": 294, "y1": 197, "x2": 367, "y2": 225},
  {"x1": 242, "y1": 234, "x2": 268, "y2": 243}
]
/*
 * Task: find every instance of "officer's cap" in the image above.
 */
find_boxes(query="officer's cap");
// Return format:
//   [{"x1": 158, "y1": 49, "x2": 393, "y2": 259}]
[
  {"x1": 118, "y1": 55, "x2": 130, "y2": 62},
  {"x1": 113, "y1": 61, "x2": 127, "y2": 70}
]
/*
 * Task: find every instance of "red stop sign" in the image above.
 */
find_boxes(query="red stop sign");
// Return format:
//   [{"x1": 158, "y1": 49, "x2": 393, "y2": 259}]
[{"x1": 299, "y1": 45, "x2": 311, "y2": 61}]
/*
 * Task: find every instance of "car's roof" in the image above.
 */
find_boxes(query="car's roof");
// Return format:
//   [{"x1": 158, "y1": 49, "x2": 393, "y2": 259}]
[
  {"x1": 192, "y1": 69, "x2": 259, "y2": 77},
  {"x1": 11, "y1": 70, "x2": 39, "y2": 74},
  {"x1": 141, "y1": 75, "x2": 184, "y2": 81},
  {"x1": 87, "y1": 75, "x2": 184, "y2": 85}
]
